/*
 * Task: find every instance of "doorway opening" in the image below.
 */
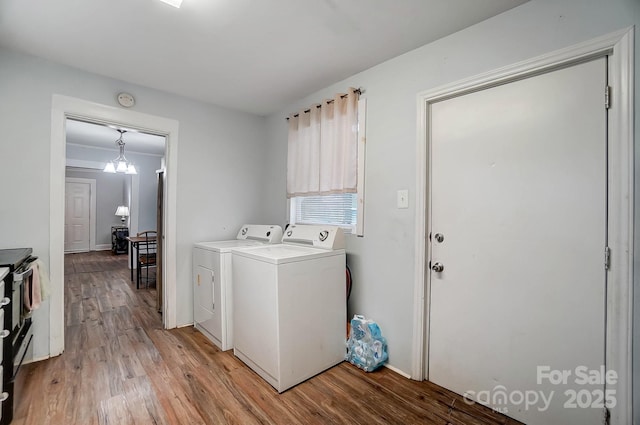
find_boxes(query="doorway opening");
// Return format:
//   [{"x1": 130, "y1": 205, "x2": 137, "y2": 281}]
[
  {"x1": 63, "y1": 118, "x2": 166, "y2": 311},
  {"x1": 50, "y1": 95, "x2": 180, "y2": 358},
  {"x1": 64, "y1": 118, "x2": 165, "y2": 250}
]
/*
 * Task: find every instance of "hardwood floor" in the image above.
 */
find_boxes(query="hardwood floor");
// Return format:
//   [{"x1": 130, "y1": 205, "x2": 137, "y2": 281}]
[{"x1": 12, "y1": 251, "x2": 520, "y2": 425}]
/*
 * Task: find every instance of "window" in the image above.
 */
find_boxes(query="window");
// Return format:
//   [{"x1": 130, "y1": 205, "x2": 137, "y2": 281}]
[
  {"x1": 290, "y1": 193, "x2": 358, "y2": 233},
  {"x1": 287, "y1": 94, "x2": 366, "y2": 235}
]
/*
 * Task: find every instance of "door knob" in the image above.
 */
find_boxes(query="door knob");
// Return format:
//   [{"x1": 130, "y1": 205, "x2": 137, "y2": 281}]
[
  {"x1": 434, "y1": 233, "x2": 444, "y2": 243},
  {"x1": 431, "y1": 262, "x2": 444, "y2": 272}
]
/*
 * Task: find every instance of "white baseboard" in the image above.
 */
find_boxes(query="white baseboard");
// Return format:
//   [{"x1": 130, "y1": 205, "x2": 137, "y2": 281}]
[
  {"x1": 177, "y1": 322, "x2": 194, "y2": 329},
  {"x1": 64, "y1": 249, "x2": 88, "y2": 254},
  {"x1": 65, "y1": 245, "x2": 112, "y2": 253},
  {"x1": 383, "y1": 363, "x2": 412, "y2": 379}
]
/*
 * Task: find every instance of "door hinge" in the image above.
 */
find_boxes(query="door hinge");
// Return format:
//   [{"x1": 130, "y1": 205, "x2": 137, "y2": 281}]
[
  {"x1": 605, "y1": 85, "x2": 611, "y2": 109},
  {"x1": 604, "y1": 246, "x2": 611, "y2": 270},
  {"x1": 602, "y1": 406, "x2": 610, "y2": 425}
]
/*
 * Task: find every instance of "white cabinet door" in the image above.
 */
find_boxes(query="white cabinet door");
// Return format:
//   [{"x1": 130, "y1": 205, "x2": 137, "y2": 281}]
[{"x1": 194, "y1": 265, "x2": 215, "y2": 327}]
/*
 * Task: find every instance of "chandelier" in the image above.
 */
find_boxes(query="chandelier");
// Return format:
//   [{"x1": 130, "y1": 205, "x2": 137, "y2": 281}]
[{"x1": 103, "y1": 129, "x2": 137, "y2": 174}]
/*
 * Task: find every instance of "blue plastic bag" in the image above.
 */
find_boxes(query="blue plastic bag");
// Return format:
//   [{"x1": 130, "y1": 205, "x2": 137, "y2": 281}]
[{"x1": 345, "y1": 314, "x2": 388, "y2": 372}]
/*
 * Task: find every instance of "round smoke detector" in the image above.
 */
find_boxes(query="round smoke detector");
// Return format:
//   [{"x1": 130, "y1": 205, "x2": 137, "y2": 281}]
[{"x1": 117, "y1": 92, "x2": 135, "y2": 108}]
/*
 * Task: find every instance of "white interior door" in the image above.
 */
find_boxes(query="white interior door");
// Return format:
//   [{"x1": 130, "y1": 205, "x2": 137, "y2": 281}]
[
  {"x1": 428, "y1": 58, "x2": 607, "y2": 425},
  {"x1": 64, "y1": 181, "x2": 91, "y2": 252}
]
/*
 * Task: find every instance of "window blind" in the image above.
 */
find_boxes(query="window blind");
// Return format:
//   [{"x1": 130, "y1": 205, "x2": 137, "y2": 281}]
[{"x1": 292, "y1": 193, "x2": 357, "y2": 231}]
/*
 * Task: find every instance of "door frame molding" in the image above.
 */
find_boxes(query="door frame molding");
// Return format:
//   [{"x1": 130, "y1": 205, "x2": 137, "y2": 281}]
[
  {"x1": 50, "y1": 95, "x2": 180, "y2": 358},
  {"x1": 412, "y1": 27, "x2": 634, "y2": 424},
  {"x1": 64, "y1": 177, "x2": 97, "y2": 252}
]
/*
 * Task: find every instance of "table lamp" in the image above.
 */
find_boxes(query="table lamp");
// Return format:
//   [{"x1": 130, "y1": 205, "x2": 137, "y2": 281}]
[{"x1": 115, "y1": 205, "x2": 130, "y2": 224}]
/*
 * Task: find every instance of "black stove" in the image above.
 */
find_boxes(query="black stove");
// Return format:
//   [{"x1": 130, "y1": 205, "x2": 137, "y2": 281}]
[
  {"x1": 0, "y1": 247, "x2": 34, "y2": 425},
  {"x1": 0, "y1": 248, "x2": 32, "y2": 271}
]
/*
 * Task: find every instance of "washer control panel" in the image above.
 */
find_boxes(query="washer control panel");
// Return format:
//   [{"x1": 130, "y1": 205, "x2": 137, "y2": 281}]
[
  {"x1": 236, "y1": 225, "x2": 283, "y2": 243},
  {"x1": 282, "y1": 225, "x2": 345, "y2": 250}
]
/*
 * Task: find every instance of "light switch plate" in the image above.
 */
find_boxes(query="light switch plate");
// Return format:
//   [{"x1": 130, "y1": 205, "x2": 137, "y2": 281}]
[{"x1": 397, "y1": 189, "x2": 409, "y2": 209}]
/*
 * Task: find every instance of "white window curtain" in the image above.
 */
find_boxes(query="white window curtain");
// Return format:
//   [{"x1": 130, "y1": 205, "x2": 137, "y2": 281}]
[{"x1": 287, "y1": 88, "x2": 359, "y2": 198}]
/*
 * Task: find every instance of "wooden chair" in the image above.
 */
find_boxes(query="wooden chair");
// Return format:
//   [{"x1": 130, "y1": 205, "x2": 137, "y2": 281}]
[{"x1": 136, "y1": 231, "x2": 157, "y2": 289}]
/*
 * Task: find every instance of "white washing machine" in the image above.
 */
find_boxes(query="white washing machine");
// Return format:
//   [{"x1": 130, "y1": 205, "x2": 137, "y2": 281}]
[
  {"x1": 232, "y1": 224, "x2": 346, "y2": 393},
  {"x1": 193, "y1": 224, "x2": 282, "y2": 351}
]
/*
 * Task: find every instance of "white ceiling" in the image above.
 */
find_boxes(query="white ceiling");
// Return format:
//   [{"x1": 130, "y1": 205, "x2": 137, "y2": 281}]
[
  {"x1": 0, "y1": 0, "x2": 527, "y2": 116},
  {"x1": 66, "y1": 119, "x2": 166, "y2": 156}
]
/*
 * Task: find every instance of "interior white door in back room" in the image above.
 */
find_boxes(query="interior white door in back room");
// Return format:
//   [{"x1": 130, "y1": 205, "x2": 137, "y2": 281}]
[
  {"x1": 64, "y1": 181, "x2": 91, "y2": 253},
  {"x1": 428, "y1": 58, "x2": 607, "y2": 425}
]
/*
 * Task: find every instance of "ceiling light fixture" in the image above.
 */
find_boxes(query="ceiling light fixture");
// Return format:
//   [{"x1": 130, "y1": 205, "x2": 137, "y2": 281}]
[
  {"x1": 158, "y1": 0, "x2": 182, "y2": 8},
  {"x1": 103, "y1": 130, "x2": 137, "y2": 175}
]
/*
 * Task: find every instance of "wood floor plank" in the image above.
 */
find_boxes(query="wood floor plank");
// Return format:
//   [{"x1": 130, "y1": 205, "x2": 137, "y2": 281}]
[
  {"x1": 319, "y1": 365, "x2": 442, "y2": 425},
  {"x1": 14, "y1": 251, "x2": 520, "y2": 425},
  {"x1": 181, "y1": 365, "x2": 258, "y2": 425},
  {"x1": 140, "y1": 355, "x2": 208, "y2": 425},
  {"x1": 65, "y1": 278, "x2": 83, "y2": 303},
  {"x1": 84, "y1": 316, "x2": 110, "y2": 350},
  {"x1": 113, "y1": 305, "x2": 138, "y2": 332},
  {"x1": 113, "y1": 332, "x2": 147, "y2": 380},
  {"x1": 82, "y1": 297, "x2": 101, "y2": 321},
  {"x1": 98, "y1": 394, "x2": 135, "y2": 425},
  {"x1": 375, "y1": 369, "x2": 511, "y2": 425},
  {"x1": 121, "y1": 376, "x2": 169, "y2": 425},
  {"x1": 96, "y1": 292, "x2": 114, "y2": 313},
  {"x1": 65, "y1": 300, "x2": 84, "y2": 326},
  {"x1": 335, "y1": 364, "x2": 451, "y2": 424},
  {"x1": 108, "y1": 286, "x2": 129, "y2": 309},
  {"x1": 304, "y1": 370, "x2": 398, "y2": 425},
  {"x1": 227, "y1": 366, "x2": 301, "y2": 425}
]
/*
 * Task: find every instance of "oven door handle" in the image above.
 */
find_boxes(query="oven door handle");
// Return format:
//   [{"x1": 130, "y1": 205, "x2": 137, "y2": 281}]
[{"x1": 13, "y1": 267, "x2": 33, "y2": 282}]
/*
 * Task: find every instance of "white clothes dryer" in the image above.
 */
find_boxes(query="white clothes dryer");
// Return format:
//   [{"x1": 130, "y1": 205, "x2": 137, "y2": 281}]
[
  {"x1": 232, "y1": 224, "x2": 346, "y2": 392},
  {"x1": 193, "y1": 224, "x2": 282, "y2": 351}
]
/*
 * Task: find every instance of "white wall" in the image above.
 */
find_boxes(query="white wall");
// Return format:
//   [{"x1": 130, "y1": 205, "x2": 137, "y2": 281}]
[
  {"x1": 264, "y1": 0, "x2": 639, "y2": 418},
  {"x1": 0, "y1": 47, "x2": 269, "y2": 359}
]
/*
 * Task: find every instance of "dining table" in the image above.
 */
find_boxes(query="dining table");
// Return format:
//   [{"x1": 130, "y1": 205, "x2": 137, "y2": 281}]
[{"x1": 126, "y1": 234, "x2": 157, "y2": 282}]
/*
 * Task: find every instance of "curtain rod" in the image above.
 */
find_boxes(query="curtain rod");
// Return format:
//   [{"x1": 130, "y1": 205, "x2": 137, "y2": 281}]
[{"x1": 286, "y1": 88, "x2": 362, "y2": 120}]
